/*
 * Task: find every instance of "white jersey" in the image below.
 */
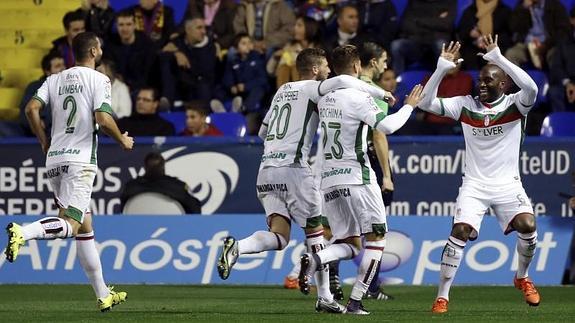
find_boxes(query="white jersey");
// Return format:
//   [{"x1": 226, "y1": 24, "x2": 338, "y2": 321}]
[
  {"x1": 34, "y1": 66, "x2": 112, "y2": 167},
  {"x1": 438, "y1": 93, "x2": 529, "y2": 184},
  {"x1": 317, "y1": 88, "x2": 386, "y2": 189},
  {"x1": 260, "y1": 80, "x2": 321, "y2": 168}
]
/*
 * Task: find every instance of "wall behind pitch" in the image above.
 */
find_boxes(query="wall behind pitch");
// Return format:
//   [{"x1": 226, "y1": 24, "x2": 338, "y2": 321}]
[{"x1": 0, "y1": 215, "x2": 572, "y2": 285}]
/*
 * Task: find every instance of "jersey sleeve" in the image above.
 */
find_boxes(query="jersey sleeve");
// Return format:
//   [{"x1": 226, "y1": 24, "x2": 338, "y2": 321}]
[
  {"x1": 93, "y1": 74, "x2": 113, "y2": 115},
  {"x1": 508, "y1": 92, "x2": 535, "y2": 116},
  {"x1": 33, "y1": 78, "x2": 50, "y2": 107},
  {"x1": 352, "y1": 93, "x2": 387, "y2": 127},
  {"x1": 437, "y1": 96, "x2": 470, "y2": 120}
]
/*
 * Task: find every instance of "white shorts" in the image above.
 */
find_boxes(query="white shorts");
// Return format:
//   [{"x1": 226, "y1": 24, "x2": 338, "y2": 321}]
[
  {"x1": 321, "y1": 182, "x2": 387, "y2": 240},
  {"x1": 454, "y1": 179, "x2": 534, "y2": 236},
  {"x1": 256, "y1": 165, "x2": 321, "y2": 228},
  {"x1": 47, "y1": 162, "x2": 97, "y2": 223}
]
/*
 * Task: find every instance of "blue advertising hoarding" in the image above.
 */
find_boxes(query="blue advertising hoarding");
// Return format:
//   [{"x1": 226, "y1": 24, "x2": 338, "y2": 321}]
[
  {"x1": 0, "y1": 215, "x2": 572, "y2": 285},
  {"x1": 0, "y1": 137, "x2": 573, "y2": 217}
]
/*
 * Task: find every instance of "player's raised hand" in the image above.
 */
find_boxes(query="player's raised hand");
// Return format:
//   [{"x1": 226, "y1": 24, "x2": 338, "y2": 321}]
[
  {"x1": 477, "y1": 34, "x2": 499, "y2": 57},
  {"x1": 440, "y1": 41, "x2": 461, "y2": 64},
  {"x1": 121, "y1": 131, "x2": 134, "y2": 150},
  {"x1": 404, "y1": 84, "x2": 425, "y2": 107}
]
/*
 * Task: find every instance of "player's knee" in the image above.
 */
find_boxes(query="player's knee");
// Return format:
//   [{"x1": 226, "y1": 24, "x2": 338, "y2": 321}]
[
  {"x1": 513, "y1": 213, "x2": 536, "y2": 234},
  {"x1": 451, "y1": 223, "x2": 473, "y2": 241}
]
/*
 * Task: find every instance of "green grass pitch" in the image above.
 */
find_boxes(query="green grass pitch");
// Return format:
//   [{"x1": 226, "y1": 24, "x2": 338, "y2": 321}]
[{"x1": 0, "y1": 285, "x2": 573, "y2": 322}]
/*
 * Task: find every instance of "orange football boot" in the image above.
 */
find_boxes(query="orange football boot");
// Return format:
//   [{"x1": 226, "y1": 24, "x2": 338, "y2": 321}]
[
  {"x1": 514, "y1": 275, "x2": 540, "y2": 306},
  {"x1": 431, "y1": 297, "x2": 449, "y2": 314}
]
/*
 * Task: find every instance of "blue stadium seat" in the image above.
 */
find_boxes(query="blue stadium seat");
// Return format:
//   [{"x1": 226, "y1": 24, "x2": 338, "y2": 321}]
[
  {"x1": 457, "y1": 0, "x2": 473, "y2": 24},
  {"x1": 395, "y1": 70, "x2": 429, "y2": 107},
  {"x1": 159, "y1": 111, "x2": 186, "y2": 134},
  {"x1": 391, "y1": 0, "x2": 408, "y2": 17},
  {"x1": 207, "y1": 112, "x2": 247, "y2": 137},
  {"x1": 540, "y1": 112, "x2": 575, "y2": 137},
  {"x1": 527, "y1": 70, "x2": 548, "y2": 104}
]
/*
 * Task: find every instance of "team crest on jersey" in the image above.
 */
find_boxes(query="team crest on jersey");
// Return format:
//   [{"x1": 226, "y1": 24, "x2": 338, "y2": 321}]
[{"x1": 483, "y1": 114, "x2": 490, "y2": 127}]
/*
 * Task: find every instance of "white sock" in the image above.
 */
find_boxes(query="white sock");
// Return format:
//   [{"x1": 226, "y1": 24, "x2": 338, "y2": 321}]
[
  {"x1": 76, "y1": 232, "x2": 109, "y2": 299},
  {"x1": 306, "y1": 230, "x2": 332, "y2": 301},
  {"x1": 238, "y1": 231, "x2": 287, "y2": 255},
  {"x1": 437, "y1": 236, "x2": 466, "y2": 300},
  {"x1": 317, "y1": 242, "x2": 358, "y2": 265},
  {"x1": 350, "y1": 240, "x2": 385, "y2": 301},
  {"x1": 20, "y1": 217, "x2": 73, "y2": 240},
  {"x1": 516, "y1": 231, "x2": 537, "y2": 279}
]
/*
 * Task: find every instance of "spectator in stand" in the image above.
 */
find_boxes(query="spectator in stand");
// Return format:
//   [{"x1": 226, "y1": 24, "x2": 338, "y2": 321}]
[
  {"x1": 457, "y1": 0, "x2": 512, "y2": 70},
  {"x1": 322, "y1": 4, "x2": 369, "y2": 55},
  {"x1": 390, "y1": 0, "x2": 457, "y2": 74},
  {"x1": 50, "y1": 9, "x2": 86, "y2": 68},
  {"x1": 18, "y1": 53, "x2": 65, "y2": 137},
  {"x1": 180, "y1": 103, "x2": 223, "y2": 136},
  {"x1": 117, "y1": 87, "x2": 175, "y2": 136},
  {"x1": 348, "y1": 0, "x2": 399, "y2": 52},
  {"x1": 121, "y1": 152, "x2": 202, "y2": 214},
  {"x1": 160, "y1": 16, "x2": 217, "y2": 108},
  {"x1": 182, "y1": 0, "x2": 237, "y2": 51},
  {"x1": 233, "y1": 0, "x2": 296, "y2": 56},
  {"x1": 378, "y1": 68, "x2": 397, "y2": 95},
  {"x1": 130, "y1": 0, "x2": 176, "y2": 48},
  {"x1": 217, "y1": 33, "x2": 268, "y2": 135},
  {"x1": 547, "y1": 7, "x2": 575, "y2": 112},
  {"x1": 104, "y1": 9, "x2": 155, "y2": 92},
  {"x1": 267, "y1": 16, "x2": 321, "y2": 88},
  {"x1": 96, "y1": 59, "x2": 132, "y2": 118},
  {"x1": 81, "y1": 0, "x2": 115, "y2": 41},
  {"x1": 419, "y1": 51, "x2": 473, "y2": 134},
  {"x1": 506, "y1": 0, "x2": 571, "y2": 69}
]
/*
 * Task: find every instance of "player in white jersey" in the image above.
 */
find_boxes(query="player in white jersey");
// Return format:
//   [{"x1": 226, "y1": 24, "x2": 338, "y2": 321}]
[
  {"x1": 216, "y1": 48, "x2": 394, "y2": 313},
  {"x1": 298, "y1": 45, "x2": 424, "y2": 315},
  {"x1": 418, "y1": 36, "x2": 541, "y2": 314},
  {"x1": 4, "y1": 32, "x2": 134, "y2": 312}
]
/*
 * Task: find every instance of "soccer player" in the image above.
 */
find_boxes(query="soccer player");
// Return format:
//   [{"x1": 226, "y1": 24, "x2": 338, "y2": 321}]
[
  {"x1": 216, "y1": 47, "x2": 393, "y2": 313},
  {"x1": 420, "y1": 36, "x2": 540, "y2": 314},
  {"x1": 298, "y1": 45, "x2": 424, "y2": 315},
  {"x1": 4, "y1": 32, "x2": 134, "y2": 312}
]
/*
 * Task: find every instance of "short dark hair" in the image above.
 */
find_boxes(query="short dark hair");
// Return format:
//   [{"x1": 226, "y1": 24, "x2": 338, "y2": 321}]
[
  {"x1": 144, "y1": 152, "x2": 165, "y2": 178},
  {"x1": 139, "y1": 87, "x2": 160, "y2": 101},
  {"x1": 72, "y1": 32, "x2": 99, "y2": 62},
  {"x1": 62, "y1": 9, "x2": 85, "y2": 30},
  {"x1": 296, "y1": 48, "x2": 326, "y2": 75},
  {"x1": 233, "y1": 32, "x2": 251, "y2": 48},
  {"x1": 331, "y1": 45, "x2": 359, "y2": 75},
  {"x1": 337, "y1": 4, "x2": 358, "y2": 18},
  {"x1": 41, "y1": 52, "x2": 63, "y2": 71},
  {"x1": 116, "y1": 9, "x2": 135, "y2": 21},
  {"x1": 185, "y1": 101, "x2": 209, "y2": 117},
  {"x1": 359, "y1": 42, "x2": 384, "y2": 68}
]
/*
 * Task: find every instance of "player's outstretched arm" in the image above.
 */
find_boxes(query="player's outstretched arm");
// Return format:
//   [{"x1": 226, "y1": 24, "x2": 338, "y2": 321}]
[
  {"x1": 374, "y1": 84, "x2": 424, "y2": 134},
  {"x1": 420, "y1": 41, "x2": 461, "y2": 114},
  {"x1": 95, "y1": 111, "x2": 134, "y2": 150},
  {"x1": 319, "y1": 75, "x2": 395, "y2": 105},
  {"x1": 479, "y1": 34, "x2": 538, "y2": 109},
  {"x1": 25, "y1": 98, "x2": 49, "y2": 154}
]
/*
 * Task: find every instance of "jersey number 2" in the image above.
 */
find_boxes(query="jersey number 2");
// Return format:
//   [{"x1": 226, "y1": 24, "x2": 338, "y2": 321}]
[{"x1": 63, "y1": 95, "x2": 77, "y2": 134}]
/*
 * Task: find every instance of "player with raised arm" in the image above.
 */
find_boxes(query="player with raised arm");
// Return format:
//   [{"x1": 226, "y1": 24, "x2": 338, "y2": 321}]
[
  {"x1": 298, "y1": 45, "x2": 424, "y2": 315},
  {"x1": 4, "y1": 32, "x2": 134, "y2": 312},
  {"x1": 216, "y1": 47, "x2": 393, "y2": 313},
  {"x1": 420, "y1": 36, "x2": 540, "y2": 314}
]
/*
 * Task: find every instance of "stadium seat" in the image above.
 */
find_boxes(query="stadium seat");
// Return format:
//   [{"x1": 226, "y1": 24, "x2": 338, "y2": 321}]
[
  {"x1": 0, "y1": 9, "x2": 69, "y2": 29},
  {"x1": 0, "y1": 29, "x2": 62, "y2": 49},
  {"x1": 0, "y1": 87, "x2": 23, "y2": 110},
  {"x1": 0, "y1": 49, "x2": 47, "y2": 69},
  {"x1": 395, "y1": 70, "x2": 429, "y2": 106},
  {"x1": 207, "y1": 112, "x2": 247, "y2": 137},
  {"x1": 526, "y1": 70, "x2": 548, "y2": 104},
  {"x1": 0, "y1": 109, "x2": 19, "y2": 121},
  {"x1": 0, "y1": 68, "x2": 43, "y2": 88},
  {"x1": 457, "y1": 0, "x2": 473, "y2": 24},
  {"x1": 0, "y1": 121, "x2": 24, "y2": 137},
  {"x1": 159, "y1": 111, "x2": 186, "y2": 134},
  {"x1": 0, "y1": 0, "x2": 79, "y2": 10},
  {"x1": 540, "y1": 112, "x2": 575, "y2": 137},
  {"x1": 123, "y1": 192, "x2": 186, "y2": 215}
]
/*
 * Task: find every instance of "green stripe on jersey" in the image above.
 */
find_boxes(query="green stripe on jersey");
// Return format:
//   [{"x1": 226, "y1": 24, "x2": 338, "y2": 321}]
[
  {"x1": 373, "y1": 112, "x2": 386, "y2": 129},
  {"x1": 95, "y1": 103, "x2": 114, "y2": 115},
  {"x1": 32, "y1": 94, "x2": 46, "y2": 107},
  {"x1": 354, "y1": 122, "x2": 370, "y2": 184},
  {"x1": 294, "y1": 100, "x2": 316, "y2": 163}
]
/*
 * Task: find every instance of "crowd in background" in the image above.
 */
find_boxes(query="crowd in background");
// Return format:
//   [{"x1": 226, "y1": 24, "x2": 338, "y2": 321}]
[{"x1": 13, "y1": 0, "x2": 575, "y2": 137}]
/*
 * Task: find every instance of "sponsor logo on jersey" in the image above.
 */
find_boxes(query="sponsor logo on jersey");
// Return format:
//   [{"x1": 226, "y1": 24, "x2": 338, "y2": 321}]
[
  {"x1": 484, "y1": 114, "x2": 490, "y2": 126},
  {"x1": 47, "y1": 148, "x2": 81, "y2": 157},
  {"x1": 322, "y1": 167, "x2": 352, "y2": 179},
  {"x1": 471, "y1": 126, "x2": 504, "y2": 137},
  {"x1": 256, "y1": 183, "x2": 288, "y2": 193},
  {"x1": 261, "y1": 152, "x2": 287, "y2": 161},
  {"x1": 46, "y1": 165, "x2": 69, "y2": 178},
  {"x1": 162, "y1": 148, "x2": 239, "y2": 214},
  {"x1": 324, "y1": 187, "x2": 351, "y2": 202}
]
